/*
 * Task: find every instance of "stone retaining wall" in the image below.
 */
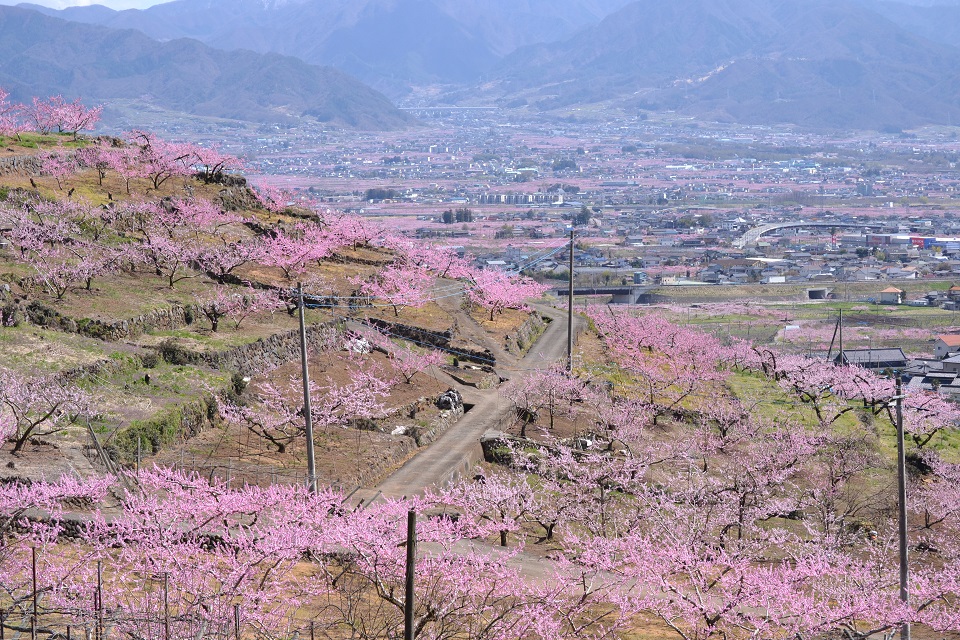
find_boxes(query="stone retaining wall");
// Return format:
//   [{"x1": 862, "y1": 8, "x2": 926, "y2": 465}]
[
  {"x1": 203, "y1": 323, "x2": 338, "y2": 375},
  {"x1": 368, "y1": 317, "x2": 495, "y2": 364},
  {"x1": 346, "y1": 396, "x2": 464, "y2": 486},
  {"x1": 0, "y1": 154, "x2": 42, "y2": 176},
  {"x1": 25, "y1": 300, "x2": 198, "y2": 341},
  {"x1": 503, "y1": 312, "x2": 547, "y2": 356},
  {"x1": 110, "y1": 395, "x2": 220, "y2": 463},
  {"x1": 329, "y1": 251, "x2": 392, "y2": 266},
  {"x1": 390, "y1": 396, "x2": 465, "y2": 447},
  {"x1": 54, "y1": 354, "x2": 141, "y2": 385}
]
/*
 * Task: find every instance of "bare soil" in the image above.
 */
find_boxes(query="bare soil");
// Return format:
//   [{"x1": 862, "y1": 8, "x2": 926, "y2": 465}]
[{"x1": 150, "y1": 349, "x2": 453, "y2": 490}]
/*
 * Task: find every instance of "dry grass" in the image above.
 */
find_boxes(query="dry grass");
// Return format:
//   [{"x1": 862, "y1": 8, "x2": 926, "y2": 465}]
[
  {"x1": 1, "y1": 160, "x2": 238, "y2": 208},
  {"x1": 29, "y1": 269, "x2": 215, "y2": 322},
  {"x1": 151, "y1": 349, "x2": 453, "y2": 490},
  {"x1": 470, "y1": 306, "x2": 529, "y2": 334},
  {"x1": 363, "y1": 301, "x2": 454, "y2": 333},
  {"x1": 0, "y1": 324, "x2": 119, "y2": 374}
]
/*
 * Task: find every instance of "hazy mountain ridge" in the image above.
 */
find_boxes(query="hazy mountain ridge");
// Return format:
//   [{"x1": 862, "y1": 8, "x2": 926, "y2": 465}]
[
  {"x1": 0, "y1": 5, "x2": 413, "y2": 129},
  {"x1": 489, "y1": 0, "x2": 960, "y2": 130},
  {"x1": 864, "y1": 1, "x2": 960, "y2": 49},
  {"x1": 18, "y1": 0, "x2": 635, "y2": 93},
  {"x1": 15, "y1": 0, "x2": 960, "y2": 130}
]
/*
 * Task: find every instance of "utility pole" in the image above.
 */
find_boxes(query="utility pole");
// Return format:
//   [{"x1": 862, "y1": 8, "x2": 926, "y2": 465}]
[
  {"x1": 96, "y1": 560, "x2": 103, "y2": 640},
  {"x1": 404, "y1": 510, "x2": 417, "y2": 640},
  {"x1": 567, "y1": 227, "x2": 575, "y2": 373},
  {"x1": 838, "y1": 309, "x2": 844, "y2": 364},
  {"x1": 31, "y1": 547, "x2": 37, "y2": 640},
  {"x1": 163, "y1": 572, "x2": 170, "y2": 640},
  {"x1": 895, "y1": 374, "x2": 911, "y2": 640},
  {"x1": 299, "y1": 283, "x2": 317, "y2": 494}
]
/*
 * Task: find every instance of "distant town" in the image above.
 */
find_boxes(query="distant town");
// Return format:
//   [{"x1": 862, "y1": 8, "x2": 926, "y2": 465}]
[{"x1": 139, "y1": 110, "x2": 960, "y2": 301}]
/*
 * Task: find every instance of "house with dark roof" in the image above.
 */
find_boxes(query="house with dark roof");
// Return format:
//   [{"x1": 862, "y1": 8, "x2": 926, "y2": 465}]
[
  {"x1": 835, "y1": 348, "x2": 908, "y2": 371},
  {"x1": 906, "y1": 355, "x2": 960, "y2": 394}
]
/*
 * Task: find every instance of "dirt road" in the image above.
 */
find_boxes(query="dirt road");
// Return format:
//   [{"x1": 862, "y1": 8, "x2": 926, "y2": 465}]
[{"x1": 371, "y1": 304, "x2": 583, "y2": 500}]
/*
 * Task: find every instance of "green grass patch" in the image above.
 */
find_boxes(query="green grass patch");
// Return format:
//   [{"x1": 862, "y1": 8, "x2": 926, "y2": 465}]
[
  {"x1": 8, "y1": 132, "x2": 85, "y2": 149},
  {"x1": 726, "y1": 369, "x2": 805, "y2": 423},
  {"x1": 726, "y1": 369, "x2": 863, "y2": 432},
  {"x1": 145, "y1": 326, "x2": 273, "y2": 352},
  {"x1": 113, "y1": 401, "x2": 205, "y2": 461}
]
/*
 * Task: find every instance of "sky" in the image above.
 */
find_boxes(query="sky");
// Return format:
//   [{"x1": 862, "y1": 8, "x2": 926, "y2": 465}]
[{"x1": 0, "y1": 0, "x2": 167, "y2": 8}]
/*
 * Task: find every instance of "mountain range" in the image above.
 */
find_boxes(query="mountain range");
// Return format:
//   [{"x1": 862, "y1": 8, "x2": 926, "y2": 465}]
[
  {"x1": 9, "y1": 0, "x2": 960, "y2": 131},
  {"x1": 488, "y1": 0, "x2": 960, "y2": 130},
  {"x1": 866, "y1": 0, "x2": 960, "y2": 49},
  {"x1": 19, "y1": 0, "x2": 635, "y2": 94},
  {"x1": 0, "y1": 5, "x2": 413, "y2": 129}
]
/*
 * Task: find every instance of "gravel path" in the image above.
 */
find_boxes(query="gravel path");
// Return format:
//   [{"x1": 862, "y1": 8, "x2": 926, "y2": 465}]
[{"x1": 371, "y1": 304, "x2": 583, "y2": 500}]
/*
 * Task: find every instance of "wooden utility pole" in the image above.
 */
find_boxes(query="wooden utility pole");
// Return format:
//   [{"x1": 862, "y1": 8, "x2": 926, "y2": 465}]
[
  {"x1": 98, "y1": 561, "x2": 104, "y2": 640},
  {"x1": 164, "y1": 572, "x2": 170, "y2": 640},
  {"x1": 404, "y1": 510, "x2": 417, "y2": 640},
  {"x1": 895, "y1": 375, "x2": 911, "y2": 640},
  {"x1": 31, "y1": 547, "x2": 37, "y2": 640},
  {"x1": 838, "y1": 309, "x2": 844, "y2": 364},
  {"x1": 298, "y1": 283, "x2": 317, "y2": 494},
  {"x1": 567, "y1": 228, "x2": 575, "y2": 372}
]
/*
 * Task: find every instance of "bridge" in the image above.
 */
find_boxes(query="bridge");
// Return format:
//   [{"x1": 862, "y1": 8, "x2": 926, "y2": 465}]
[
  {"x1": 735, "y1": 222, "x2": 878, "y2": 248},
  {"x1": 399, "y1": 106, "x2": 501, "y2": 117},
  {"x1": 555, "y1": 286, "x2": 654, "y2": 305}
]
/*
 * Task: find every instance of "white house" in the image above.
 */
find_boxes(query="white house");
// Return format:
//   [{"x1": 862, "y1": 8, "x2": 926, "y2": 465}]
[
  {"x1": 934, "y1": 334, "x2": 960, "y2": 359},
  {"x1": 879, "y1": 287, "x2": 904, "y2": 305}
]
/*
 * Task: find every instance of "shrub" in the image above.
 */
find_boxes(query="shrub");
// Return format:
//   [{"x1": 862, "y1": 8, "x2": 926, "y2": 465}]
[
  {"x1": 157, "y1": 338, "x2": 195, "y2": 365},
  {"x1": 140, "y1": 351, "x2": 160, "y2": 369},
  {"x1": 1, "y1": 304, "x2": 21, "y2": 327},
  {"x1": 77, "y1": 318, "x2": 111, "y2": 340},
  {"x1": 115, "y1": 408, "x2": 184, "y2": 459}
]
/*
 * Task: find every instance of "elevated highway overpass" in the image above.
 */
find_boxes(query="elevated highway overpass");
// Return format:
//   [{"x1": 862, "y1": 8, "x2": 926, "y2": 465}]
[{"x1": 735, "y1": 222, "x2": 880, "y2": 248}]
